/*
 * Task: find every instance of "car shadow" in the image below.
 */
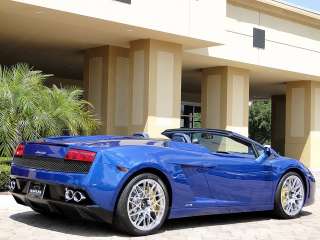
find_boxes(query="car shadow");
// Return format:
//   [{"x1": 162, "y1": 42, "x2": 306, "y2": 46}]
[
  {"x1": 10, "y1": 211, "x2": 123, "y2": 237},
  {"x1": 163, "y1": 210, "x2": 312, "y2": 231},
  {"x1": 10, "y1": 210, "x2": 312, "y2": 237}
]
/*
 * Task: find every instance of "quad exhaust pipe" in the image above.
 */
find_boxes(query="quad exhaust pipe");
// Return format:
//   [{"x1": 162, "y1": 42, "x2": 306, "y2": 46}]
[
  {"x1": 65, "y1": 188, "x2": 86, "y2": 203},
  {"x1": 73, "y1": 191, "x2": 86, "y2": 203},
  {"x1": 65, "y1": 188, "x2": 75, "y2": 201},
  {"x1": 9, "y1": 179, "x2": 16, "y2": 191}
]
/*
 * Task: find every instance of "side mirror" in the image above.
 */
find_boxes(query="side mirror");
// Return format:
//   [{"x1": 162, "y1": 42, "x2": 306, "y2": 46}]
[
  {"x1": 264, "y1": 146, "x2": 272, "y2": 157},
  {"x1": 256, "y1": 146, "x2": 272, "y2": 163}
]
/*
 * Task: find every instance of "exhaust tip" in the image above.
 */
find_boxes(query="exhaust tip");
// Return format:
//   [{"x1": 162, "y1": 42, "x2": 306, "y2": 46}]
[
  {"x1": 73, "y1": 191, "x2": 86, "y2": 203},
  {"x1": 9, "y1": 179, "x2": 16, "y2": 191},
  {"x1": 65, "y1": 188, "x2": 86, "y2": 203},
  {"x1": 65, "y1": 188, "x2": 74, "y2": 201}
]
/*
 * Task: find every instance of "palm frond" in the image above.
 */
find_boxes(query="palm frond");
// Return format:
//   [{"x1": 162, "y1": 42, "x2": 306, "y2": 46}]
[{"x1": 0, "y1": 64, "x2": 100, "y2": 157}]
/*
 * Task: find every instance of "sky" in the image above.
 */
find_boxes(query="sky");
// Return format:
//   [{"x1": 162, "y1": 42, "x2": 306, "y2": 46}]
[{"x1": 283, "y1": 0, "x2": 320, "y2": 12}]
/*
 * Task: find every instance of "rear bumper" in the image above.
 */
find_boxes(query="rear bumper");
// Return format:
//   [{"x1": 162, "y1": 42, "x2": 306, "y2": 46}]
[
  {"x1": 11, "y1": 161, "x2": 126, "y2": 213},
  {"x1": 9, "y1": 177, "x2": 113, "y2": 224}
]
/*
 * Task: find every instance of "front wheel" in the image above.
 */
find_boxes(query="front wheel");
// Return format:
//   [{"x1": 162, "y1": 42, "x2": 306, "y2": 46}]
[
  {"x1": 114, "y1": 173, "x2": 169, "y2": 236},
  {"x1": 274, "y1": 172, "x2": 305, "y2": 219}
]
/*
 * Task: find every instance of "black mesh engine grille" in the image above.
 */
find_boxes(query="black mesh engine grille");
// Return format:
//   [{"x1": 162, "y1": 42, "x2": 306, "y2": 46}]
[{"x1": 12, "y1": 157, "x2": 92, "y2": 173}]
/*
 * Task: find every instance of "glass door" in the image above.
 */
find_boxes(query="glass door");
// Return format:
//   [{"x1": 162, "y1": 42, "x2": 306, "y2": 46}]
[{"x1": 180, "y1": 102, "x2": 201, "y2": 128}]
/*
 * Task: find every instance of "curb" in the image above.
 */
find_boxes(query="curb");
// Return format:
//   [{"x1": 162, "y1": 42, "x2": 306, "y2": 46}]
[{"x1": 0, "y1": 192, "x2": 10, "y2": 195}]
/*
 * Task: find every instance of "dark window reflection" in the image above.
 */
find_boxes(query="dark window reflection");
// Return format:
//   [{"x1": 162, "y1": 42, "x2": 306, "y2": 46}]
[{"x1": 181, "y1": 104, "x2": 201, "y2": 128}]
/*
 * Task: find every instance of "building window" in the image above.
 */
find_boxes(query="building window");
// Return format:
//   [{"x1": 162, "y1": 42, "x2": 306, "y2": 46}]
[
  {"x1": 253, "y1": 28, "x2": 265, "y2": 49},
  {"x1": 181, "y1": 102, "x2": 201, "y2": 128}
]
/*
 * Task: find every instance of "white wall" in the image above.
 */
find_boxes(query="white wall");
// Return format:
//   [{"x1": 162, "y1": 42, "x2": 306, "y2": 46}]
[
  {"x1": 189, "y1": 3, "x2": 320, "y2": 77},
  {"x1": 15, "y1": 0, "x2": 226, "y2": 44}
]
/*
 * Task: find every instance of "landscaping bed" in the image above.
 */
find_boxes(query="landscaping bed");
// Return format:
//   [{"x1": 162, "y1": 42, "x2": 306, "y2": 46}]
[{"x1": 0, "y1": 157, "x2": 11, "y2": 192}]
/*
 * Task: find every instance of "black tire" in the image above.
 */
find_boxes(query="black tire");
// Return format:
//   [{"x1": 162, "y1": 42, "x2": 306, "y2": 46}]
[
  {"x1": 274, "y1": 172, "x2": 305, "y2": 219},
  {"x1": 114, "y1": 173, "x2": 169, "y2": 236}
]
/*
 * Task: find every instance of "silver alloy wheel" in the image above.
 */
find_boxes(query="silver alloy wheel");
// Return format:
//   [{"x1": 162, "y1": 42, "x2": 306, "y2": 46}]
[
  {"x1": 127, "y1": 179, "x2": 166, "y2": 231},
  {"x1": 281, "y1": 175, "x2": 305, "y2": 216}
]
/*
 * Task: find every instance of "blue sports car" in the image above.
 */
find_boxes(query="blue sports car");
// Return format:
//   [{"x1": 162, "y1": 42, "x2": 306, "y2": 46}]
[{"x1": 10, "y1": 128, "x2": 315, "y2": 236}]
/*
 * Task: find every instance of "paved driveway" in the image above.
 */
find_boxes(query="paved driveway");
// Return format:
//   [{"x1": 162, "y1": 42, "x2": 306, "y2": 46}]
[{"x1": 0, "y1": 174, "x2": 319, "y2": 240}]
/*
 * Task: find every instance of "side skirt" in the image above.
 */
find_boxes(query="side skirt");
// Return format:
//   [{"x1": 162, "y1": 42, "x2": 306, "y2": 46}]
[{"x1": 169, "y1": 204, "x2": 274, "y2": 219}]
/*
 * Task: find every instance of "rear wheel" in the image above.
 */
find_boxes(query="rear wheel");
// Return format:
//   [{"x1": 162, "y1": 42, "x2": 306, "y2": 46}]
[
  {"x1": 114, "y1": 173, "x2": 169, "y2": 236},
  {"x1": 274, "y1": 172, "x2": 305, "y2": 219}
]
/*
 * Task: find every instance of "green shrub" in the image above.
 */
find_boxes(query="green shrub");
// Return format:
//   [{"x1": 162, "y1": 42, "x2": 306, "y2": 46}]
[
  {"x1": 249, "y1": 100, "x2": 271, "y2": 145},
  {"x1": 0, "y1": 164, "x2": 10, "y2": 191},
  {"x1": 0, "y1": 63, "x2": 100, "y2": 157},
  {"x1": 0, "y1": 157, "x2": 11, "y2": 165}
]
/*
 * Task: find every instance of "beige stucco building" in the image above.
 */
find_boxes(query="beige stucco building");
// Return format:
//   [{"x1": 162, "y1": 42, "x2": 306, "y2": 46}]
[{"x1": 1, "y1": 0, "x2": 320, "y2": 169}]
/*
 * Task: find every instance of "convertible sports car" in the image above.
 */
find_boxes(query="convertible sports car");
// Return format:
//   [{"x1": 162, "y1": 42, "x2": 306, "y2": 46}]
[{"x1": 10, "y1": 128, "x2": 315, "y2": 236}]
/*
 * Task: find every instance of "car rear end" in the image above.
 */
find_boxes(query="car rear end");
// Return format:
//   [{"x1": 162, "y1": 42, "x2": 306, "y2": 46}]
[{"x1": 9, "y1": 140, "x2": 113, "y2": 223}]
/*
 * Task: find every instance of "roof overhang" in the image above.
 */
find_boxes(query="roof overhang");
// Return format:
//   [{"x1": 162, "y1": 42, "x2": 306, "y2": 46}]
[
  {"x1": 0, "y1": 0, "x2": 222, "y2": 51},
  {"x1": 229, "y1": 0, "x2": 320, "y2": 28}
]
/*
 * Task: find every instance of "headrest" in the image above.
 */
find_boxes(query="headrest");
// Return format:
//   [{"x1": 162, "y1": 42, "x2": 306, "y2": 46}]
[
  {"x1": 133, "y1": 132, "x2": 150, "y2": 138},
  {"x1": 172, "y1": 133, "x2": 191, "y2": 143}
]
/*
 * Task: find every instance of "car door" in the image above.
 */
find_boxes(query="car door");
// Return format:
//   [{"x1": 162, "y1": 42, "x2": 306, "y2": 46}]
[
  {"x1": 165, "y1": 141, "x2": 215, "y2": 209},
  {"x1": 192, "y1": 132, "x2": 273, "y2": 207}
]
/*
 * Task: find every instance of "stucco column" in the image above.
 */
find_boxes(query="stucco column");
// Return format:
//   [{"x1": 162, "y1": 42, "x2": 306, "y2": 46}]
[
  {"x1": 128, "y1": 39, "x2": 182, "y2": 138},
  {"x1": 201, "y1": 66, "x2": 249, "y2": 136},
  {"x1": 271, "y1": 95, "x2": 286, "y2": 155},
  {"x1": 285, "y1": 81, "x2": 320, "y2": 169},
  {"x1": 83, "y1": 46, "x2": 129, "y2": 135}
]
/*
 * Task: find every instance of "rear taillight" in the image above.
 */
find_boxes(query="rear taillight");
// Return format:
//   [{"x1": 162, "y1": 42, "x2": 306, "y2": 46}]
[
  {"x1": 65, "y1": 149, "x2": 96, "y2": 163},
  {"x1": 14, "y1": 143, "x2": 25, "y2": 157}
]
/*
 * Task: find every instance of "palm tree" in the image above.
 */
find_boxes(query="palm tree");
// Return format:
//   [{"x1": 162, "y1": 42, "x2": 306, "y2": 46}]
[
  {"x1": 0, "y1": 64, "x2": 100, "y2": 157},
  {"x1": 249, "y1": 100, "x2": 271, "y2": 145}
]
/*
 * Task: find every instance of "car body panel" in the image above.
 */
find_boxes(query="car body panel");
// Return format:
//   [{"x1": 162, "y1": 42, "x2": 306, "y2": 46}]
[{"x1": 10, "y1": 129, "x2": 316, "y2": 222}]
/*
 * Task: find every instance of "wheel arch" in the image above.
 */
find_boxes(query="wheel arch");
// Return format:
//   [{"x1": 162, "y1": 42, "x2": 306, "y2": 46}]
[
  {"x1": 278, "y1": 168, "x2": 308, "y2": 200},
  {"x1": 113, "y1": 167, "x2": 173, "y2": 217}
]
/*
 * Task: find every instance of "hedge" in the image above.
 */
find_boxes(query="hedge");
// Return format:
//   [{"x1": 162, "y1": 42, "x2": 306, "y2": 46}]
[{"x1": 0, "y1": 158, "x2": 11, "y2": 191}]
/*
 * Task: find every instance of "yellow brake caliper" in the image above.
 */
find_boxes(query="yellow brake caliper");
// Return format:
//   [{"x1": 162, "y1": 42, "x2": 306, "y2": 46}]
[
  {"x1": 150, "y1": 188, "x2": 159, "y2": 213},
  {"x1": 281, "y1": 186, "x2": 288, "y2": 206}
]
